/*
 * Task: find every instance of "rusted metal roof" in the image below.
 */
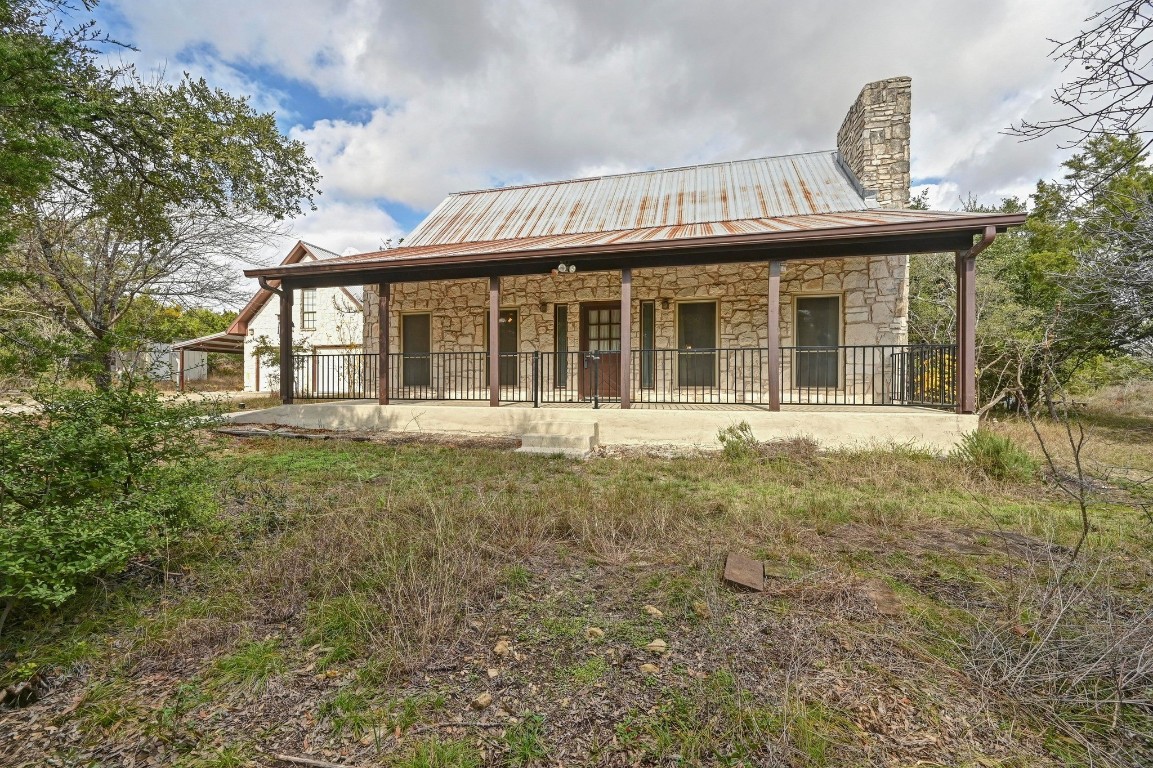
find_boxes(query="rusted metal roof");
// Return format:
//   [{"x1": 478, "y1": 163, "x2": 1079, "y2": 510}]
[
  {"x1": 245, "y1": 208, "x2": 1027, "y2": 286},
  {"x1": 405, "y1": 151, "x2": 876, "y2": 247},
  {"x1": 323, "y1": 209, "x2": 987, "y2": 267}
]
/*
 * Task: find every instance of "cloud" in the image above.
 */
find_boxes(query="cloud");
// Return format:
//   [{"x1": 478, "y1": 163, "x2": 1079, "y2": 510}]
[{"x1": 102, "y1": 0, "x2": 1102, "y2": 228}]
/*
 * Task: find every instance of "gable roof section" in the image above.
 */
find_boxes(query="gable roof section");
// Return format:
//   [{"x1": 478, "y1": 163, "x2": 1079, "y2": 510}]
[
  {"x1": 405, "y1": 152, "x2": 875, "y2": 247},
  {"x1": 228, "y1": 241, "x2": 360, "y2": 335}
]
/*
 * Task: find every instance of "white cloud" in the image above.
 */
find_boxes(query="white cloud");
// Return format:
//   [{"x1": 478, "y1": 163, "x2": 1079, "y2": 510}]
[{"x1": 105, "y1": 0, "x2": 1103, "y2": 225}]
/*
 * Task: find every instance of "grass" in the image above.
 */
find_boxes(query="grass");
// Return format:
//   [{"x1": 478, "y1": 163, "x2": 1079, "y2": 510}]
[
  {"x1": 208, "y1": 638, "x2": 286, "y2": 692},
  {"x1": 2, "y1": 406, "x2": 1152, "y2": 766}
]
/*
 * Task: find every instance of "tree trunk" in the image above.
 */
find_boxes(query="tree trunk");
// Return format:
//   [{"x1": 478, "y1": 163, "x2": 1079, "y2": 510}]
[{"x1": 93, "y1": 333, "x2": 115, "y2": 391}]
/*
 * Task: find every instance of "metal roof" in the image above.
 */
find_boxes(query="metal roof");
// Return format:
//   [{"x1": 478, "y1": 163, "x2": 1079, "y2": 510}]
[
  {"x1": 300, "y1": 241, "x2": 344, "y2": 260},
  {"x1": 323, "y1": 209, "x2": 984, "y2": 267},
  {"x1": 172, "y1": 331, "x2": 245, "y2": 354},
  {"x1": 405, "y1": 151, "x2": 875, "y2": 247}
]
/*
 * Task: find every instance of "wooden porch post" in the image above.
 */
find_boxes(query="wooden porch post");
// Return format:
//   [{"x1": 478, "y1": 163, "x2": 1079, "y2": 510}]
[
  {"x1": 767, "y1": 260, "x2": 782, "y2": 412},
  {"x1": 489, "y1": 276, "x2": 500, "y2": 407},
  {"x1": 178, "y1": 348, "x2": 186, "y2": 392},
  {"x1": 620, "y1": 267, "x2": 632, "y2": 409},
  {"x1": 279, "y1": 286, "x2": 294, "y2": 404},
  {"x1": 377, "y1": 283, "x2": 390, "y2": 405},
  {"x1": 956, "y1": 252, "x2": 977, "y2": 414}
]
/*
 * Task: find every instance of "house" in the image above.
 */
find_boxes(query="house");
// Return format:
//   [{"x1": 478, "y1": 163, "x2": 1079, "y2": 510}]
[
  {"x1": 173, "y1": 241, "x2": 363, "y2": 394},
  {"x1": 237, "y1": 78, "x2": 1027, "y2": 451}
]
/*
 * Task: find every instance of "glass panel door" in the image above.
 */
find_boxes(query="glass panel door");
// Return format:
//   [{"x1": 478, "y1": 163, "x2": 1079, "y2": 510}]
[
  {"x1": 795, "y1": 296, "x2": 839, "y2": 388},
  {"x1": 401, "y1": 314, "x2": 431, "y2": 387},
  {"x1": 677, "y1": 302, "x2": 716, "y2": 387}
]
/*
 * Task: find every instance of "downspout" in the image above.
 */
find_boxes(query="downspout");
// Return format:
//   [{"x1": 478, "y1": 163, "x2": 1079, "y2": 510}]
[
  {"x1": 962, "y1": 225, "x2": 996, "y2": 258},
  {"x1": 258, "y1": 276, "x2": 284, "y2": 296}
]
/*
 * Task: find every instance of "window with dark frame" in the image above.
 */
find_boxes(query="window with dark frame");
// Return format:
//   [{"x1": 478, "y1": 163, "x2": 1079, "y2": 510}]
[
  {"x1": 554, "y1": 304, "x2": 568, "y2": 387},
  {"x1": 640, "y1": 300, "x2": 655, "y2": 389},
  {"x1": 301, "y1": 288, "x2": 317, "y2": 330}
]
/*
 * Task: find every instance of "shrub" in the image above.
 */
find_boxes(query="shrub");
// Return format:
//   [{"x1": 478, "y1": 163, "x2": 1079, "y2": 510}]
[
  {"x1": 717, "y1": 421, "x2": 759, "y2": 460},
  {"x1": 0, "y1": 384, "x2": 212, "y2": 634},
  {"x1": 952, "y1": 429, "x2": 1037, "y2": 482}
]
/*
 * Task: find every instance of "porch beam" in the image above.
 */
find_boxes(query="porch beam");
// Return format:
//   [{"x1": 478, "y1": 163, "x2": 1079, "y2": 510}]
[
  {"x1": 956, "y1": 252, "x2": 977, "y2": 414},
  {"x1": 620, "y1": 267, "x2": 632, "y2": 409},
  {"x1": 377, "y1": 283, "x2": 390, "y2": 405},
  {"x1": 489, "y1": 276, "x2": 500, "y2": 407},
  {"x1": 279, "y1": 287, "x2": 294, "y2": 404},
  {"x1": 767, "y1": 259, "x2": 782, "y2": 411}
]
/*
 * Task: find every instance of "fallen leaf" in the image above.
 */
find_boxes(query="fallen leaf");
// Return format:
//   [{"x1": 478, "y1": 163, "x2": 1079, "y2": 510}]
[{"x1": 644, "y1": 639, "x2": 668, "y2": 654}]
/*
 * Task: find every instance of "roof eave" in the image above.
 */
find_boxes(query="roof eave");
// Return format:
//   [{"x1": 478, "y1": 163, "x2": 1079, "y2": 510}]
[{"x1": 245, "y1": 212, "x2": 1026, "y2": 286}]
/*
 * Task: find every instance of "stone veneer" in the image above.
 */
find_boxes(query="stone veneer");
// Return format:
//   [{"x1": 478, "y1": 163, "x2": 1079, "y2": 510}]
[
  {"x1": 362, "y1": 77, "x2": 913, "y2": 399},
  {"x1": 363, "y1": 256, "x2": 908, "y2": 376}
]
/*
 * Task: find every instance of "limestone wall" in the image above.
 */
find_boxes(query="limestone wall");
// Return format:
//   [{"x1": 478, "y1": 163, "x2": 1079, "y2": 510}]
[{"x1": 361, "y1": 257, "x2": 909, "y2": 402}]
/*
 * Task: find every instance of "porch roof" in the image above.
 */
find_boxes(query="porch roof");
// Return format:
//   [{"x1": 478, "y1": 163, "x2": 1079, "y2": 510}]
[
  {"x1": 172, "y1": 331, "x2": 245, "y2": 354},
  {"x1": 246, "y1": 207, "x2": 1026, "y2": 289}
]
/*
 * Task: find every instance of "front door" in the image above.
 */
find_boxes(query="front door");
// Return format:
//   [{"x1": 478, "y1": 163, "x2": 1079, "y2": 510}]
[
  {"x1": 677, "y1": 302, "x2": 716, "y2": 387},
  {"x1": 401, "y1": 313, "x2": 431, "y2": 388},
  {"x1": 579, "y1": 302, "x2": 621, "y2": 400},
  {"x1": 795, "y1": 296, "x2": 840, "y2": 388}
]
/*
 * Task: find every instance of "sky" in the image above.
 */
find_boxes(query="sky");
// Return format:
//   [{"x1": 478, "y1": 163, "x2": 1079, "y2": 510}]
[{"x1": 94, "y1": 0, "x2": 1099, "y2": 264}]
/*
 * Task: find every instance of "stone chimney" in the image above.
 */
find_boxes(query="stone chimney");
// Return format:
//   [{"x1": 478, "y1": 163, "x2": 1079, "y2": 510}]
[{"x1": 836, "y1": 77, "x2": 911, "y2": 209}]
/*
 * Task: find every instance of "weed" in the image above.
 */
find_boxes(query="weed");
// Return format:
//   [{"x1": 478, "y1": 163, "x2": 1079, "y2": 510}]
[
  {"x1": 560, "y1": 656, "x2": 608, "y2": 686},
  {"x1": 397, "y1": 738, "x2": 483, "y2": 768},
  {"x1": 306, "y1": 594, "x2": 380, "y2": 668},
  {"x1": 502, "y1": 564, "x2": 533, "y2": 591},
  {"x1": 385, "y1": 693, "x2": 448, "y2": 732},
  {"x1": 717, "y1": 420, "x2": 759, "y2": 459},
  {"x1": 319, "y1": 688, "x2": 376, "y2": 738},
  {"x1": 209, "y1": 638, "x2": 285, "y2": 692},
  {"x1": 953, "y1": 430, "x2": 1038, "y2": 482},
  {"x1": 504, "y1": 713, "x2": 549, "y2": 766}
]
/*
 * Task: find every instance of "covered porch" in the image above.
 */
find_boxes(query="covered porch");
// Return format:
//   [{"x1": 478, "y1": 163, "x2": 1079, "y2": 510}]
[{"x1": 249, "y1": 209, "x2": 1024, "y2": 418}]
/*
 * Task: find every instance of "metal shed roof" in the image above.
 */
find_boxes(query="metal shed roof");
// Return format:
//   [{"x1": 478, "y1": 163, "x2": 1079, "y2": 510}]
[{"x1": 405, "y1": 151, "x2": 875, "y2": 247}]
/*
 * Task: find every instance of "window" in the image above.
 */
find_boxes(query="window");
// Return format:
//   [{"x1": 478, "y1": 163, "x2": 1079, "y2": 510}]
[
  {"x1": 640, "y1": 300, "x2": 655, "y2": 389},
  {"x1": 554, "y1": 304, "x2": 568, "y2": 387},
  {"x1": 301, "y1": 288, "x2": 317, "y2": 330}
]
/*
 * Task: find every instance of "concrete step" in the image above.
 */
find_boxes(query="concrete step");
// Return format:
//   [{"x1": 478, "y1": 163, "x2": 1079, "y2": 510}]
[{"x1": 516, "y1": 421, "x2": 599, "y2": 457}]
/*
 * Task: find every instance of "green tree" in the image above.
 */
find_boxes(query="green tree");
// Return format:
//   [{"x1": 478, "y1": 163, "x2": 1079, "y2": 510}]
[{"x1": 0, "y1": 1, "x2": 320, "y2": 386}]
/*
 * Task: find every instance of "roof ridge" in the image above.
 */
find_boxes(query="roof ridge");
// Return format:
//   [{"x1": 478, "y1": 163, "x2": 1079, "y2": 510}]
[{"x1": 448, "y1": 150, "x2": 838, "y2": 197}]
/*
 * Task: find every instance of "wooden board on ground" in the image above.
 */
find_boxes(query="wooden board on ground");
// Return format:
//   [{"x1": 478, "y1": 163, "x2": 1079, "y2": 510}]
[{"x1": 723, "y1": 553, "x2": 765, "y2": 591}]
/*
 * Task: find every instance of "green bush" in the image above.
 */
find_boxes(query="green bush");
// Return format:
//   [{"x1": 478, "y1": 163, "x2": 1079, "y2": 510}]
[
  {"x1": 0, "y1": 384, "x2": 212, "y2": 634},
  {"x1": 717, "y1": 421, "x2": 759, "y2": 460},
  {"x1": 952, "y1": 430, "x2": 1038, "y2": 482}
]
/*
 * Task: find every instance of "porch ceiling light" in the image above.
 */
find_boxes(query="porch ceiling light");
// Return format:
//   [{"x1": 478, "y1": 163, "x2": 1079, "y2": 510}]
[{"x1": 556, "y1": 262, "x2": 576, "y2": 273}]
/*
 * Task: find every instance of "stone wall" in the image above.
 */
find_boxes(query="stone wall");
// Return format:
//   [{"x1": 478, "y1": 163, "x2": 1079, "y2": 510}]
[
  {"x1": 362, "y1": 256, "x2": 908, "y2": 402},
  {"x1": 835, "y1": 75, "x2": 912, "y2": 344}
]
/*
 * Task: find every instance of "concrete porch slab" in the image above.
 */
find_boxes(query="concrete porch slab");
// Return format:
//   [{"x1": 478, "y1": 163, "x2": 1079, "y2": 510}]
[{"x1": 223, "y1": 401, "x2": 977, "y2": 454}]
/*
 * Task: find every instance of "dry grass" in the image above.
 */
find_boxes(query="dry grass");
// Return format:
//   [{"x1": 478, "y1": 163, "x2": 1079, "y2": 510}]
[
  {"x1": 1, "y1": 414, "x2": 1151, "y2": 766},
  {"x1": 1085, "y1": 380, "x2": 1153, "y2": 419}
]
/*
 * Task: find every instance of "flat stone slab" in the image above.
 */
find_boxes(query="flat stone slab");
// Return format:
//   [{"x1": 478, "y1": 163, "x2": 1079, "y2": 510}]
[{"x1": 723, "y1": 553, "x2": 765, "y2": 591}]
